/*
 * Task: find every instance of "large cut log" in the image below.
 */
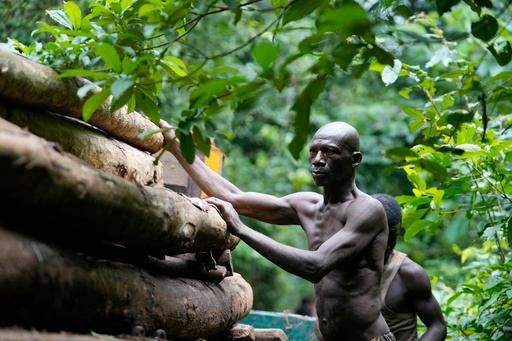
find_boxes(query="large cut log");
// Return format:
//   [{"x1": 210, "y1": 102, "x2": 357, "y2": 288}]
[
  {"x1": 0, "y1": 329, "x2": 139, "y2": 341},
  {"x1": 0, "y1": 48, "x2": 163, "y2": 153},
  {"x1": 0, "y1": 117, "x2": 238, "y2": 254},
  {"x1": 0, "y1": 228, "x2": 253, "y2": 339},
  {"x1": 0, "y1": 103, "x2": 163, "y2": 186}
]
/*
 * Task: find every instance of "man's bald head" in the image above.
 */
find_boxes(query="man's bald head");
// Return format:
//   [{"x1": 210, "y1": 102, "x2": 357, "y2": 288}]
[{"x1": 313, "y1": 122, "x2": 360, "y2": 152}]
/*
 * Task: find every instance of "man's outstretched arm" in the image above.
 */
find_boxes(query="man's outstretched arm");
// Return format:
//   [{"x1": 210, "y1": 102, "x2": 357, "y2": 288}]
[
  {"x1": 160, "y1": 120, "x2": 302, "y2": 225},
  {"x1": 401, "y1": 261, "x2": 447, "y2": 341},
  {"x1": 208, "y1": 197, "x2": 386, "y2": 283}
]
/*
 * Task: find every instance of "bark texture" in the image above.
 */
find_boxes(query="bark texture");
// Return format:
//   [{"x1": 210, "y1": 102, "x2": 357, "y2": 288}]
[
  {"x1": 0, "y1": 228, "x2": 253, "y2": 339},
  {"x1": 0, "y1": 329, "x2": 139, "y2": 341},
  {"x1": 0, "y1": 48, "x2": 163, "y2": 153},
  {"x1": 0, "y1": 103, "x2": 163, "y2": 186},
  {"x1": 0, "y1": 117, "x2": 238, "y2": 254}
]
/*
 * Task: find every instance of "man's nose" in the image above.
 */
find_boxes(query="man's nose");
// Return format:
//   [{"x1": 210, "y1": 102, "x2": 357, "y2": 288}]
[{"x1": 311, "y1": 151, "x2": 326, "y2": 166}]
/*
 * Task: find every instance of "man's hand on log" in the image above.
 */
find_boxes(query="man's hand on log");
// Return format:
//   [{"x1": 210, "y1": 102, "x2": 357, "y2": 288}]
[{"x1": 205, "y1": 197, "x2": 243, "y2": 235}]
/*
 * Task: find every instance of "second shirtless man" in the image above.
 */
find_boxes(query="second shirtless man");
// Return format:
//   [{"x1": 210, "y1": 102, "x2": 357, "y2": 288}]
[{"x1": 163, "y1": 121, "x2": 393, "y2": 341}]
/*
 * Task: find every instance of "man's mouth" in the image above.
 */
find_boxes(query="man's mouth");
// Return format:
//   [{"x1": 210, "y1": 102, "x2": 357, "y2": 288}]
[{"x1": 311, "y1": 169, "x2": 328, "y2": 175}]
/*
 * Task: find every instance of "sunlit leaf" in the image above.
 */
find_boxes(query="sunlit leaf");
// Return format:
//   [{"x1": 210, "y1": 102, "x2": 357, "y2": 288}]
[
  {"x1": 63, "y1": 1, "x2": 82, "y2": 29},
  {"x1": 403, "y1": 106, "x2": 424, "y2": 120},
  {"x1": 46, "y1": 9, "x2": 73, "y2": 29},
  {"x1": 381, "y1": 59, "x2": 402, "y2": 86},
  {"x1": 57, "y1": 69, "x2": 111, "y2": 80}
]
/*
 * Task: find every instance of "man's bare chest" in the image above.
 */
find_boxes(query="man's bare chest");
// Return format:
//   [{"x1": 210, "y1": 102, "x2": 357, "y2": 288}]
[{"x1": 298, "y1": 206, "x2": 347, "y2": 251}]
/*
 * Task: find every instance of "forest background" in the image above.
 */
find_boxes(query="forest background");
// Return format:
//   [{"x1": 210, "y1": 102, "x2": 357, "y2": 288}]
[{"x1": 1, "y1": 0, "x2": 511, "y2": 339}]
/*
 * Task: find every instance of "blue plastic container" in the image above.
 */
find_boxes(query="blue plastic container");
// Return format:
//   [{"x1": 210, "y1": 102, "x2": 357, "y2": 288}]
[{"x1": 239, "y1": 310, "x2": 318, "y2": 341}]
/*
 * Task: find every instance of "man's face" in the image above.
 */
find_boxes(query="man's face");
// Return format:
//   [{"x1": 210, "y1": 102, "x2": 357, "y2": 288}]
[{"x1": 308, "y1": 134, "x2": 354, "y2": 187}]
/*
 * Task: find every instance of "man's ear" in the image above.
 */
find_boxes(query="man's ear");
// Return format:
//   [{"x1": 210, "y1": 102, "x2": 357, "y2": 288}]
[{"x1": 352, "y1": 152, "x2": 362, "y2": 168}]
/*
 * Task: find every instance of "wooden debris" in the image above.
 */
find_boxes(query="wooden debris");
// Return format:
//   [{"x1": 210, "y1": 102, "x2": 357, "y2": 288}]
[
  {"x1": 0, "y1": 48, "x2": 163, "y2": 153},
  {"x1": 0, "y1": 103, "x2": 163, "y2": 186},
  {"x1": 0, "y1": 228, "x2": 253, "y2": 339},
  {"x1": 0, "y1": 117, "x2": 238, "y2": 254}
]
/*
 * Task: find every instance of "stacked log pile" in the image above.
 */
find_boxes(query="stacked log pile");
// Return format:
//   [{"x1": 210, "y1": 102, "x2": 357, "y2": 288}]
[{"x1": 0, "y1": 48, "x2": 268, "y2": 340}]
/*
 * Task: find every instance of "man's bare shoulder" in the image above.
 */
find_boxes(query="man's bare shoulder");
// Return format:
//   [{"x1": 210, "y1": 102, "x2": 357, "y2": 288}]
[
  {"x1": 346, "y1": 194, "x2": 387, "y2": 224},
  {"x1": 399, "y1": 257, "x2": 432, "y2": 299},
  {"x1": 284, "y1": 191, "x2": 322, "y2": 205}
]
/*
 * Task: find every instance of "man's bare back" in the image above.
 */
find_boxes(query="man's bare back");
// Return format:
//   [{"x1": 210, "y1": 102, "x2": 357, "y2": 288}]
[{"x1": 162, "y1": 121, "x2": 391, "y2": 340}]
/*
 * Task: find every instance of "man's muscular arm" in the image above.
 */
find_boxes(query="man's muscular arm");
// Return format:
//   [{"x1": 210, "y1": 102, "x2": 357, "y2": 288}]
[
  {"x1": 208, "y1": 197, "x2": 386, "y2": 283},
  {"x1": 401, "y1": 261, "x2": 447, "y2": 341},
  {"x1": 160, "y1": 120, "x2": 301, "y2": 225}
]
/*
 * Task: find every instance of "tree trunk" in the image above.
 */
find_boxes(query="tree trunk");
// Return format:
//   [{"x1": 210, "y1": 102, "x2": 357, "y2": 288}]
[
  {"x1": 0, "y1": 228, "x2": 253, "y2": 339},
  {"x1": 0, "y1": 103, "x2": 163, "y2": 186},
  {"x1": 0, "y1": 117, "x2": 238, "y2": 254},
  {"x1": 0, "y1": 48, "x2": 163, "y2": 153}
]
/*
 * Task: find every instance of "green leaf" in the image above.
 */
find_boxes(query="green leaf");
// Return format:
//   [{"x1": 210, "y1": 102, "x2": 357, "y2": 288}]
[
  {"x1": 471, "y1": 14, "x2": 498, "y2": 42},
  {"x1": 332, "y1": 43, "x2": 360, "y2": 70},
  {"x1": 385, "y1": 147, "x2": 419, "y2": 161},
  {"x1": 46, "y1": 9, "x2": 73, "y2": 29},
  {"x1": 179, "y1": 131, "x2": 195, "y2": 164},
  {"x1": 475, "y1": 0, "x2": 493, "y2": 8},
  {"x1": 272, "y1": 0, "x2": 288, "y2": 6},
  {"x1": 63, "y1": 1, "x2": 82, "y2": 29},
  {"x1": 283, "y1": 0, "x2": 323, "y2": 25},
  {"x1": 409, "y1": 120, "x2": 425, "y2": 133},
  {"x1": 436, "y1": 0, "x2": 460, "y2": 15},
  {"x1": 316, "y1": 4, "x2": 370, "y2": 39},
  {"x1": 138, "y1": 128, "x2": 167, "y2": 141},
  {"x1": 135, "y1": 90, "x2": 159, "y2": 124},
  {"x1": 445, "y1": 111, "x2": 474, "y2": 129},
  {"x1": 394, "y1": 5, "x2": 413, "y2": 17},
  {"x1": 77, "y1": 83, "x2": 98, "y2": 99},
  {"x1": 252, "y1": 41, "x2": 280, "y2": 70},
  {"x1": 160, "y1": 56, "x2": 188, "y2": 77},
  {"x1": 56, "y1": 69, "x2": 111, "y2": 80},
  {"x1": 488, "y1": 39, "x2": 512, "y2": 66},
  {"x1": 288, "y1": 75, "x2": 327, "y2": 159},
  {"x1": 372, "y1": 46, "x2": 394, "y2": 66},
  {"x1": 95, "y1": 43, "x2": 122, "y2": 73},
  {"x1": 82, "y1": 88, "x2": 109, "y2": 122},
  {"x1": 192, "y1": 126, "x2": 211, "y2": 157},
  {"x1": 506, "y1": 217, "x2": 512, "y2": 246},
  {"x1": 399, "y1": 87, "x2": 413, "y2": 99},
  {"x1": 403, "y1": 106, "x2": 424, "y2": 120},
  {"x1": 487, "y1": 71, "x2": 512, "y2": 84},
  {"x1": 404, "y1": 219, "x2": 432, "y2": 241},
  {"x1": 111, "y1": 78, "x2": 133, "y2": 100}
]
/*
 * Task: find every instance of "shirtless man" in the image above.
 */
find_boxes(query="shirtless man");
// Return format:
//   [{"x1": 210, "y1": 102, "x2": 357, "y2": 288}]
[
  {"x1": 373, "y1": 194, "x2": 446, "y2": 341},
  {"x1": 162, "y1": 121, "x2": 393, "y2": 341}
]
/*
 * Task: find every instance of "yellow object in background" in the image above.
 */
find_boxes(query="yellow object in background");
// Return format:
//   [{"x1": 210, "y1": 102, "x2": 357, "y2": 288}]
[{"x1": 201, "y1": 144, "x2": 223, "y2": 198}]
